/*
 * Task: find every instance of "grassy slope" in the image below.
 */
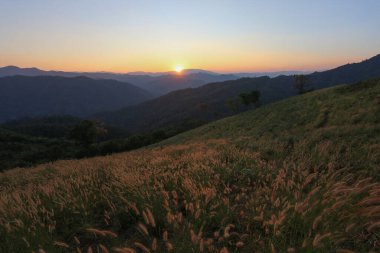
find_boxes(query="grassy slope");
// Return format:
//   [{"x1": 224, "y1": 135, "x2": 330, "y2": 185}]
[
  {"x1": 162, "y1": 78, "x2": 380, "y2": 178},
  {"x1": 0, "y1": 79, "x2": 379, "y2": 253}
]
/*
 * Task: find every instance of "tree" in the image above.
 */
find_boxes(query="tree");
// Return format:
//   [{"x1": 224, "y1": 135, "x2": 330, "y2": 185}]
[
  {"x1": 69, "y1": 120, "x2": 107, "y2": 146},
  {"x1": 293, "y1": 75, "x2": 309, "y2": 94},
  {"x1": 239, "y1": 90, "x2": 261, "y2": 108}
]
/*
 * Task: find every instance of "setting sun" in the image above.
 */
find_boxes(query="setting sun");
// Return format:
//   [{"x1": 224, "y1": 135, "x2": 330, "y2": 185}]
[{"x1": 175, "y1": 65, "x2": 184, "y2": 73}]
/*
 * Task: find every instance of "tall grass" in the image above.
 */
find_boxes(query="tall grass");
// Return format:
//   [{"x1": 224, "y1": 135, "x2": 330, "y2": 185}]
[
  {"x1": 1, "y1": 140, "x2": 379, "y2": 252},
  {"x1": 1, "y1": 79, "x2": 379, "y2": 252}
]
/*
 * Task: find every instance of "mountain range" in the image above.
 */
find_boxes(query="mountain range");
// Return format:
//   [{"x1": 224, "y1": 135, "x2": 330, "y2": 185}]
[
  {"x1": 0, "y1": 66, "x2": 306, "y2": 95},
  {"x1": 0, "y1": 66, "x2": 238, "y2": 95},
  {"x1": 95, "y1": 54, "x2": 380, "y2": 133},
  {"x1": 0, "y1": 54, "x2": 379, "y2": 131},
  {"x1": 0, "y1": 76, "x2": 153, "y2": 123}
]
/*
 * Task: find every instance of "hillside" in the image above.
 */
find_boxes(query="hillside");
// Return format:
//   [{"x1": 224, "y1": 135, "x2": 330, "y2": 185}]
[
  {"x1": 0, "y1": 79, "x2": 379, "y2": 252},
  {"x1": 163, "y1": 78, "x2": 380, "y2": 177},
  {"x1": 0, "y1": 116, "x2": 177, "y2": 171},
  {"x1": 0, "y1": 125, "x2": 161, "y2": 171},
  {"x1": 0, "y1": 127, "x2": 83, "y2": 169},
  {"x1": 0, "y1": 76, "x2": 153, "y2": 123},
  {"x1": 96, "y1": 76, "x2": 276, "y2": 132},
  {"x1": 97, "y1": 54, "x2": 380, "y2": 134}
]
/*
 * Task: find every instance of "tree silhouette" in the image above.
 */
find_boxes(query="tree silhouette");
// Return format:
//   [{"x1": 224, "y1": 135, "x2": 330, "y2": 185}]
[
  {"x1": 293, "y1": 75, "x2": 309, "y2": 94},
  {"x1": 239, "y1": 90, "x2": 261, "y2": 108}
]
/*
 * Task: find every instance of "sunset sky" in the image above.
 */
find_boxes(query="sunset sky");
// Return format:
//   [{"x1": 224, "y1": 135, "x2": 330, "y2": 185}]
[{"x1": 1, "y1": 0, "x2": 379, "y2": 73}]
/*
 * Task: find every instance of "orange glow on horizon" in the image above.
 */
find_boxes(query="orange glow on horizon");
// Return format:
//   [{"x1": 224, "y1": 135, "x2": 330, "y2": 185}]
[
  {"x1": 1, "y1": 1, "x2": 378, "y2": 76},
  {"x1": 0, "y1": 52, "x2": 371, "y2": 74}
]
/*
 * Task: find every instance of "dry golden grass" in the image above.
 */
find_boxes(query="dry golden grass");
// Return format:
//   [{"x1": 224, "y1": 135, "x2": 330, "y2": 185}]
[{"x1": 0, "y1": 137, "x2": 379, "y2": 252}]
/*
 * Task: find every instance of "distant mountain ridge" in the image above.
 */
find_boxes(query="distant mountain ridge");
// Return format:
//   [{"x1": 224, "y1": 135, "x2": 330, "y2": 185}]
[
  {"x1": 233, "y1": 70, "x2": 310, "y2": 78},
  {"x1": 0, "y1": 66, "x2": 306, "y2": 95},
  {"x1": 127, "y1": 69, "x2": 219, "y2": 76},
  {"x1": 0, "y1": 66, "x2": 239, "y2": 94},
  {"x1": 96, "y1": 54, "x2": 380, "y2": 133},
  {"x1": 1, "y1": 54, "x2": 379, "y2": 129},
  {"x1": 0, "y1": 75, "x2": 153, "y2": 123}
]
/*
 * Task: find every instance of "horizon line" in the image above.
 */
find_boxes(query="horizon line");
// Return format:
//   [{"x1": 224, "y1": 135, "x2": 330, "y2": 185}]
[{"x1": 0, "y1": 64, "x2": 333, "y2": 76}]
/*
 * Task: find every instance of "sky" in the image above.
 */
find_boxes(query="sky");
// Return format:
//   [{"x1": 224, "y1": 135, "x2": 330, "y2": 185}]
[{"x1": 1, "y1": 0, "x2": 379, "y2": 73}]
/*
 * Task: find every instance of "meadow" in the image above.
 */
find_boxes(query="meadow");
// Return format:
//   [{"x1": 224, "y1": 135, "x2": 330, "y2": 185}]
[{"x1": 0, "y1": 79, "x2": 379, "y2": 252}]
